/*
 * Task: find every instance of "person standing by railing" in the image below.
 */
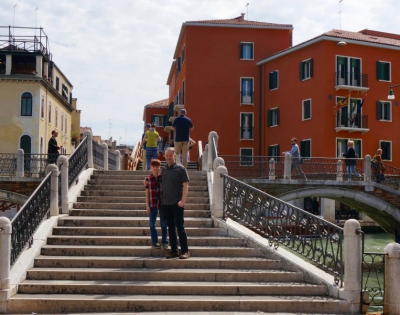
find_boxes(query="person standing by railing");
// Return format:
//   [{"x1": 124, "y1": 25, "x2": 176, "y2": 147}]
[
  {"x1": 343, "y1": 140, "x2": 361, "y2": 180},
  {"x1": 141, "y1": 123, "x2": 162, "y2": 170},
  {"x1": 47, "y1": 130, "x2": 61, "y2": 164},
  {"x1": 282, "y1": 137, "x2": 307, "y2": 180}
]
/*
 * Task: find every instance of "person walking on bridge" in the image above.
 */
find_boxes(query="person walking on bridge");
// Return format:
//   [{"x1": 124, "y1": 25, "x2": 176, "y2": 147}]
[
  {"x1": 172, "y1": 109, "x2": 194, "y2": 168},
  {"x1": 283, "y1": 137, "x2": 307, "y2": 180},
  {"x1": 343, "y1": 140, "x2": 361, "y2": 180}
]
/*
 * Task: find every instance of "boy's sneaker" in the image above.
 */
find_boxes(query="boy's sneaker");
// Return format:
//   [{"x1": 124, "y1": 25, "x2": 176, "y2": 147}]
[
  {"x1": 161, "y1": 242, "x2": 169, "y2": 249},
  {"x1": 152, "y1": 243, "x2": 161, "y2": 248}
]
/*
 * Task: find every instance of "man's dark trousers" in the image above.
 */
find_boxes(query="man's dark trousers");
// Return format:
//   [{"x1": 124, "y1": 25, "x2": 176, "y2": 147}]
[{"x1": 163, "y1": 203, "x2": 188, "y2": 254}]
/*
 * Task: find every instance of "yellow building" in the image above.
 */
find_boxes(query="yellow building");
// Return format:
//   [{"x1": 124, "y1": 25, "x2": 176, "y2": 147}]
[{"x1": 0, "y1": 26, "x2": 79, "y2": 155}]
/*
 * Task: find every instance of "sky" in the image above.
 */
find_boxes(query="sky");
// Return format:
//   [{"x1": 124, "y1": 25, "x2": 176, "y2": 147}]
[{"x1": 1, "y1": 0, "x2": 399, "y2": 146}]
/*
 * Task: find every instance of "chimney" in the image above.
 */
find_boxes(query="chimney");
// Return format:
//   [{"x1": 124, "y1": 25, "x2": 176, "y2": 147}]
[{"x1": 240, "y1": 13, "x2": 245, "y2": 20}]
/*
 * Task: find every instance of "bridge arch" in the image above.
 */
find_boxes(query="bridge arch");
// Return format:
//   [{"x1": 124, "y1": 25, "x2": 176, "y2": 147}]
[
  {"x1": 277, "y1": 186, "x2": 400, "y2": 241},
  {"x1": 0, "y1": 189, "x2": 28, "y2": 212}
]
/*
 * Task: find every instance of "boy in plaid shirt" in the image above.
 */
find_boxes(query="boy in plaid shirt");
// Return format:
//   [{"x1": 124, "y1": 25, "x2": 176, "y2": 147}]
[{"x1": 145, "y1": 159, "x2": 168, "y2": 248}]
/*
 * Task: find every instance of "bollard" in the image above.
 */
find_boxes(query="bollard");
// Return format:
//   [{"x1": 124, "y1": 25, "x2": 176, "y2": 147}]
[
  {"x1": 115, "y1": 150, "x2": 121, "y2": 170},
  {"x1": 45, "y1": 163, "x2": 59, "y2": 217},
  {"x1": 284, "y1": 152, "x2": 291, "y2": 180},
  {"x1": 16, "y1": 148, "x2": 24, "y2": 178},
  {"x1": 269, "y1": 158, "x2": 276, "y2": 180},
  {"x1": 0, "y1": 217, "x2": 11, "y2": 290},
  {"x1": 383, "y1": 242, "x2": 400, "y2": 315},
  {"x1": 102, "y1": 143, "x2": 109, "y2": 171},
  {"x1": 213, "y1": 164, "x2": 228, "y2": 219},
  {"x1": 84, "y1": 130, "x2": 93, "y2": 168},
  {"x1": 343, "y1": 219, "x2": 362, "y2": 313},
  {"x1": 364, "y1": 155, "x2": 371, "y2": 182},
  {"x1": 58, "y1": 156, "x2": 69, "y2": 214},
  {"x1": 337, "y1": 159, "x2": 343, "y2": 181}
]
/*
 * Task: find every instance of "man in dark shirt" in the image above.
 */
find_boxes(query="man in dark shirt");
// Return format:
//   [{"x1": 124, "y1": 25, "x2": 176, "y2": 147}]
[
  {"x1": 162, "y1": 147, "x2": 190, "y2": 259},
  {"x1": 47, "y1": 130, "x2": 61, "y2": 164},
  {"x1": 172, "y1": 109, "x2": 194, "y2": 168}
]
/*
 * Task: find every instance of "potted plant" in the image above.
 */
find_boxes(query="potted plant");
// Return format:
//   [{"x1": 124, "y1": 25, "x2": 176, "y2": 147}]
[{"x1": 71, "y1": 130, "x2": 79, "y2": 143}]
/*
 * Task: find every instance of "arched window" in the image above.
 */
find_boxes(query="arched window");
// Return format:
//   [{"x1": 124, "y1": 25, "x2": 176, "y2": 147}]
[
  {"x1": 61, "y1": 112, "x2": 64, "y2": 132},
  {"x1": 21, "y1": 92, "x2": 33, "y2": 116},
  {"x1": 20, "y1": 135, "x2": 31, "y2": 154},
  {"x1": 40, "y1": 95, "x2": 44, "y2": 119},
  {"x1": 55, "y1": 107, "x2": 58, "y2": 128},
  {"x1": 48, "y1": 102, "x2": 52, "y2": 124}
]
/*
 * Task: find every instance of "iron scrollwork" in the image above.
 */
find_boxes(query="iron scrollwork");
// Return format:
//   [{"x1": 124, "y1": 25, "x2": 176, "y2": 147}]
[
  {"x1": 68, "y1": 136, "x2": 88, "y2": 187},
  {"x1": 92, "y1": 140, "x2": 104, "y2": 169}
]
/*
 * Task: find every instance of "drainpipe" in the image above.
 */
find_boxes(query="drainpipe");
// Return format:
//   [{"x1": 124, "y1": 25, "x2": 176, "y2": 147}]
[{"x1": 258, "y1": 65, "x2": 263, "y2": 156}]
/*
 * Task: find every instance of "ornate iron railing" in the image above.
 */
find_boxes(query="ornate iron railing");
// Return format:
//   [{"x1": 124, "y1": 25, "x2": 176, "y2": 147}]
[
  {"x1": 222, "y1": 174, "x2": 344, "y2": 286},
  {"x1": 10, "y1": 172, "x2": 51, "y2": 265},
  {"x1": 372, "y1": 163, "x2": 400, "y2": 189},
  {"x1": 92, "y1": 140, "x2": 104, "y2": 169},
  {"x1": 68, "y1": 136, "x2": 88, "y2": 187},
  {"x1": 108, "y1": 150, "x2": 118, "y2": 170},
  {"x1": 335, "y1": 71, "x2": 368, "y2": 88},
  {"x1": 23, "y1": 154, "x2": 48, "y2": 177},
  {"x1": 0, "y1": 153, "x2": 16, "y2": 176}
]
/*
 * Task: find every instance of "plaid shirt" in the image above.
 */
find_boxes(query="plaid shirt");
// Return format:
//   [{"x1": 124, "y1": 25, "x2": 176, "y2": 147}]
[{"x1": 145, "y1": 174, "x2": 162, "y2": 208}]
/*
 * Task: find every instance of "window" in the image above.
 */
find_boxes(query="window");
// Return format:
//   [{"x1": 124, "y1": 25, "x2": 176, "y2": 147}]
[
  {"x1": 268, "y1": 108, "x2": 279, "y2": 127},
  {"x1": 62, "y1": 84, "x2": 68, "y2": 100},
  {"x1": 240, "y1": 113, "x2": 253, "y2": 140},
  {"x1": 151, "y1": 115, "x2": 166, "y2": 127},
  {"x1": 21, "y1": 92, "x2": 33, "y2": 116},
  {"x1": 40, "y1": 95, "x2": 44, "y2": 119},
  {"x1": 380, "y1": 141, "x2": 391, "y2": 160},
  {"x1": 240, "y1": 42, "x2": 254, "y2": 60},
  {"x1": 240, "y1": 148, "x2": 253, "y2": 166},
  {"x1": 268, "y1": 145, "x2": 280, "y2": 159},
  {"x1": 336, "y1": 97, "x2": 362, "y2": 127},
  {"x1": 377, "y1": 101, "x2": 391, "y2": 121},
  {"x1": 56, "y1": 77, "x2": 60, "y2": 91},
  {"x1": 336, "y1": 138, "x2": 362, "y2": 158},
  {"x1": 300, "y1": 59, "x2": 313, "y2": 80},
  {"x1": 61, "y1": 112, "x2": 64, "y2": 132},
  {"x1": 182, "y1": 46, "x2": 186, "y2": 64},
  {"x1": 376, "y1": 61, "x2": 390, "y2": 81},
  {"x1": 302, "y1": 99, "x2": 311, "y2": 120},
  {"x1": 177, "y1": 56, "x2": 181, "y2": 73},
  {"x1": 20, "y1": 135, "x2": 31, "y2": 154},
  {"x1": 65, "y1": 116, "x2": 67, "y2": 134},
  {"x1": 48, "y1": 102, "x2": 52, "y2": 124},
  {"x1": 337, "y1": 56, "x2": 361, "y2": 86},
  {"x1": 55, "y1": 107, "x2": 58, "y2": 128},
  {"x1": 240, "y1": 78, "x2": 253, "y2": 104},
  {"x1": 269, "y1": 71, "x2": 278, "y2": 90},
  {"x1": 300, "y1": 139, "x2": 311, "y2": 158}
]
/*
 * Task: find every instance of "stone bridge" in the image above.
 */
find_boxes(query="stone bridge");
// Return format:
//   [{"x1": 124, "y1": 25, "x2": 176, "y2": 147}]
[{"x1": 245, "y1": 179, "x2": 400, "y2": 242}]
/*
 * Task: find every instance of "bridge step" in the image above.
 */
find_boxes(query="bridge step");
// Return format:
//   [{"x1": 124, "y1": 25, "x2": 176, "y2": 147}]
[
  {"x1": 75, "y1": 196, "x2": 209, "y2": 204},
  {"x1": 83, "y1": 184, "x2": 208, "y2": 191},
  {"x1": 80, "y1": 190, "x2": 209, "y2": 197},
  {"x1": 68, "y1": 209, "x2": 211, "y2": 218},
  {"x1": 72, "y1": 202, "x2": 210, "y2": 210}
]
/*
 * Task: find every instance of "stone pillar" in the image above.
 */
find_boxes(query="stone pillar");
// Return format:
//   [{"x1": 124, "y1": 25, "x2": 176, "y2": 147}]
[
  {"x1": 383, "y1": 242, "x2": 400, "y2": 315},
  {"x1": 284, "y1": 153, "x2": 291, "y2": 180},
  {"x1": 115, "y1": 150, "x2": 121, "y2": 170},
  {"x1": 207, "y1": 131, "x2": 218, "y2": 170},
  {"x1": 364, "y1": 155, "x2": 371, "y2": 182},
  {"x1": 269, "y1": 158, "x2": 276, "y2": 180},
  {"x1": 0, "y1": 217, "x2": 11, "y2": 290},
  {"x1": 43, "y1": 61, "x2": 49, "y2": 78},
  {"x1": 202, "y1": 143, "x2": 209, "y2": 171},
  {"x1": 58, "y1": 156, "x2": 69, "y2": 214},
  {"x1": 102, "y1": 144, "x2": 109, "y2": 170},
  {"x1": 5, "y1": 54, "x2": 11, "y2": 75},
  {"x1": 337, "y1": 159, "x2": 343, "y2": 181},
  {"x1": 343, "y1": 219, "x2": 362, "y2": 313},
  {"x1": 84, "y1": 130, "x2": 93, "y2": 168},
  {"x1": 213, "y1": 157, "x2": 225, "y2": 170},
  {"x1": 16, "y1": 148, "x2": 24, "y2": 178},
  {"x1": 35, "y1": 55, "x2": 43, "y2": 77},
  {"x1": 213, "y1": 164, "x2": 228, "y2": 219},
  {"x1": 46, "y1": 163, "x2": 59, "y2": 217}
]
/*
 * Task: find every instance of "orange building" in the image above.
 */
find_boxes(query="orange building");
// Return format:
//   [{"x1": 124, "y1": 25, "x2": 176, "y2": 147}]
[
  {"x1": 259, "y1": 29, "x2": 400, "y2": 165},
  {"x1": 163, "y1": 14, "x2": 293, "y2": 159}
]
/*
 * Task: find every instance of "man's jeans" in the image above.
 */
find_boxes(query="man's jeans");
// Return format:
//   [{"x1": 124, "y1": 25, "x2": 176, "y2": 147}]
[
  {"x1": 149, "y1": 207, "x2": 168, "y2": 244},
  {"x1": 163, "y1": 203, "x2": 188, "y2": 254},
  {"x1": 146, "y1": 147, "x2": 158, "y2": 170},
  {"x1": 347, "y1": 165, "x2": 361, "y2": 180},
  {"x1": 174, "y1": 141, "x2": 189, "y2": 168}
]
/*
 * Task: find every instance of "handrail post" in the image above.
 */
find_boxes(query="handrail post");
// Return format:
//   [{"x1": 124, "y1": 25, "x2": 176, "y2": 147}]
[
  {"x1": 383, "y1": 242, "x2": 400, "y2": 314},
  {"x1": 269, "y1": 158, "x2": 275, "y2": 180},
  {"x1": 45, "y1": 163, "x2": 59, "y2": 216},
  {"x1": 337, "y1": 159, "x2": 343, "y2": 181},
  {"x1": 343, "y1": 219, "x2": 362, "y2": 313},
  {"x1": 202, "y1": 143, "x2": 209, "y2": 171},
  {"x1": 213, "y1": 163, "x2": 227, "y2": 219},
  {"x1": 0, "y1": 217, "x2": 11, "y2": 290},
  {"x1": 364, "y1": 155, "x2": 371, "y2": 182},
  {"x1": 84, "y1": 131, "x2": 93, "y2": 168},
  {"x1": 102, "y1": 144, "x2": 109, "y2": 170},
  {"x1": 58, "y1": 156, "x2": 69, "y2": 214},
  {"x1": 115, "y1": 150, "x2": 121, "y2": 171},
  {"x1": 207, "y1": 131, "x2": 218, "y2": 170},
  {"x1": 284, "y1": 153, "x2": 291, "y2": 180},
  {"x1": 16, "y1": 148, "x2": 24, "y2": 178}
]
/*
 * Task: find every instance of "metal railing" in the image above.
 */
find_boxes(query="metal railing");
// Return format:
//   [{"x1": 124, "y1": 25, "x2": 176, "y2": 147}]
[
  {"x1": 240, "y1": 91, "x2": 254, "y2": 104},
  {"x1": 222, "y1": 174, "x2": 344, "y2": 286},
  {"x1": 335, "y1": 71, "x2": 368, "y2": 88},
  {"x1": 336, "y1": 114, "x2": 368, "y2": 129},
  {"x1": 373, "y1": 163, "x2": 400, "y2": 189},
  {"x1": 0, "y1": 153, "x2": 16, "y2": 176},
  {"x1": 126, "y1": 140, "x2": 142, "y2": 170},
  {"x1": 23, "y1": 154, "x2": 48, "y2": 177},
  {"x1": 10, "y1": 172, "x2": 51, "y2": 265},
  {"x1": 108, "y1": 150, "x2": 118, "y2": 170},
  {"x1": 68, "y1": 136, "x2": 88, "y2": 187},
  {"x1": 92, "y1": 140, "x2": 104, "y2": 169}
]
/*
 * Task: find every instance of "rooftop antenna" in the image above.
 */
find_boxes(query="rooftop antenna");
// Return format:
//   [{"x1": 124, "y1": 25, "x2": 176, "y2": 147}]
[
  {"x1": 246, "y1": 3, "x2": 249, "y2": 20},
  {"x1": 35, "y1": 7, "x2": 39, "y2": 36},
  {"x1": 13, "y1": 4, "x2": 17, "y2": 37},
  {"x1": 338, "y1": 0, "x2": 343, "y2": 30},
  {"x1": 109, "y1": 119, "x2": 112, "y2": 140}
]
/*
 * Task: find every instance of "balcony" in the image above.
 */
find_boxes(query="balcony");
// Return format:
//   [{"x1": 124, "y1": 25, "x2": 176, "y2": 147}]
[
  {"x1": 335, "y1": 72, "x2": 369, "y2": 92},
  {"x1": 335, "y1": 114, "x2": 369, "y2": 133},
  {"x1": 240, "y1": 91, "x2": 254, "y2": 104},
  {"x1": 240, "y1": 127, "x2": 254, "y2": 140}
]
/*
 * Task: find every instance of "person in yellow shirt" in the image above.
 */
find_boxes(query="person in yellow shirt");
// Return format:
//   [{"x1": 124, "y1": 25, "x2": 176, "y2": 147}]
[{"x1": 141, "y1": 122, "x2": 162, "y2": 170}]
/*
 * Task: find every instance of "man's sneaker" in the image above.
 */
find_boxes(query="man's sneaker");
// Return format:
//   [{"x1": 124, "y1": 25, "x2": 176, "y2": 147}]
[
  {"x1": 161, "y1": 242, "x2": 169, "y2": 249},
  {"x1": 165, "y1": 251, "x2": 180, "y2": 259},
  {"x1": 179, "y1": 252, "x2": 190, "y2": 259},
  {"x1": 152, "y1": 243, "x2": 161, "y2": 248}
]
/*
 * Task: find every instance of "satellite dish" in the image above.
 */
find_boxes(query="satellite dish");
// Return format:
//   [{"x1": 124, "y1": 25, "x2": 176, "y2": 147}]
[{"x1": 337, "y1": 41, "x2": 347, "y2": 46}]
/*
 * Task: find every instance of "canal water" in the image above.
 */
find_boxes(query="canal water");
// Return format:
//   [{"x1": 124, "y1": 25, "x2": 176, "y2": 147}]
[{"x1": 363, "y1": 231, "x2": 393, "y2": 252}]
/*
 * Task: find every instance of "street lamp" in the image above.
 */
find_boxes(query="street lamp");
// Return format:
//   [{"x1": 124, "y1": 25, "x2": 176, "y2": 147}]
[{"x1": 387, "y1": 84, "x2": 400, "y2": 100}]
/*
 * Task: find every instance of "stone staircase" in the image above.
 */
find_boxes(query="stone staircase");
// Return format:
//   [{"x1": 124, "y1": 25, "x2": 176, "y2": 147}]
[{"x1": 7, "y1": 169, "x2": 351, "y2": 314}]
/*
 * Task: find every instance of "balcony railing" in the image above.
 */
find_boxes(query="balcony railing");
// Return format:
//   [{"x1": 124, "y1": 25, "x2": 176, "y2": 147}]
[
  {"x1": 240, "y1": 127, "x2": 254, "y2": 140},
  {"x1": 335, "y1": 71, "x2": 368, "y2": 89},
  {"x1": 240, "y1": 91, "x2": 254, "y2": 104},
  {"x1": 336, "y1": 114, "x2": 368, "y2": 129}
]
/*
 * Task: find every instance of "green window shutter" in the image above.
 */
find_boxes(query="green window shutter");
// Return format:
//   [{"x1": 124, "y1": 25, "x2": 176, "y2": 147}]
[
  {"x1": 177, "y1": 57, "x2": 181, "y2": 72},
  {"x1": 269, "y1": 72, "x2": 273, "y2": 89},
  {"x1": 151, "y1": 115, "x2": 155, "y2": 123},
  {"x1": 300, "y1": 140, "x2": 311, "y2": 158},
  {"x1": 276, "y1": 108, "x2": 280, "y2": 126},
  {"x1": 268, "y1": 146, "x2": 272, "y2": 156},
  {"x1": 376, "y1": 61, "x2": 381, "y2": 80},
  {"x1": 267, "y1": 110, "x2": 272, "y2": 126},
  {"x1": 310, "y1": 59, "x2": 313, "y2": 78},
  {"x1": 163, "y1": 115, "x2": 167, "y2": 127},
  {"x1": 277, "y1": 145, "x2": 280, "y2": 158},
  {"x1": 250, "y1": 44, "x2": 254, "y2": 59},
  {"x1": 273, "y1": 72, "x2": 278, "y2": 88},
  {"x1": 299, "y1": 61, "x2": 303, "y2": 80},
  {"x1": 240, "y1": 43, "x2": 244, "y2": 59},
  {"x1": 377, "y1": 101, "x2": 382, "y2": 120}
]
